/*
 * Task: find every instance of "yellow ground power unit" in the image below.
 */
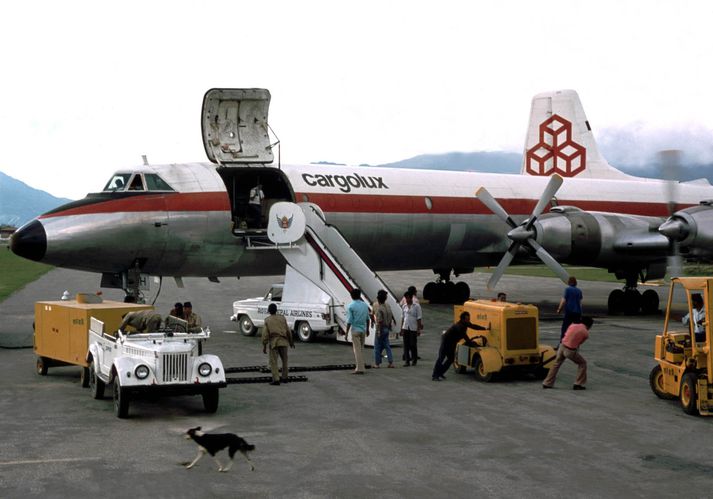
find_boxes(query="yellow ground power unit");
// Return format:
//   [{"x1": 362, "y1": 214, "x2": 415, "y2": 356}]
[
  {"x1": 34, "y1": 297, "x2": 152, "y2": 383},
  {"x1": 453, "y1": 299, "x2": 556, "y2": 381}
]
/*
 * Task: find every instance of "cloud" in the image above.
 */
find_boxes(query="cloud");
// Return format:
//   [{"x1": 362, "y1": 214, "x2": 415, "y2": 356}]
[{"x1": 597, "y1": 123, "x2": 713, "y2": 168}]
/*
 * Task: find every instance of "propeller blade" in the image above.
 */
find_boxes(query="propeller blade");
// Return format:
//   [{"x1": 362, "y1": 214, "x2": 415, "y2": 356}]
[
  {"x1": 476, "y1": 187, "x2": 517, "y2": 228},
  {"x1": 658, "y1": 150, "x2": 684, "y2": 278},
  {"x1": 659, "y1": 150, "x2": 681, "y2": 216},
  {"x1": 532, "y1": 174, "x2": 563, "y2": 218},
  {"x1": 487, "y1": 242, "x2": 519, "y2": 290},
  {"x1": 525, "y1": 174, "x2": 563, "y2": 230},
  {"x1": 527, "y1": 239, "x2": 570, "y2": 283}
]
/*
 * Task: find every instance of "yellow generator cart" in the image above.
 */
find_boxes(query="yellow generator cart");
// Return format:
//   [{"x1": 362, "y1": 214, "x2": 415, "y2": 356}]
[
  {"x1": 650, "y1": 277, "x2": 713, "y2": 416},
  {"x1": 453, "y1": 300, "x2": 556, "y2": 381},
  {"x1": 34, "y1": 297, "x2": 152, "y2": 385}
]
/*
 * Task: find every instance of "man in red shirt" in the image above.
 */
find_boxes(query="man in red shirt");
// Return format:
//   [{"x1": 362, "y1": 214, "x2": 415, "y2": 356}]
[{"x1": 542, "y1": 316, "x2": 593, "y2": 390}]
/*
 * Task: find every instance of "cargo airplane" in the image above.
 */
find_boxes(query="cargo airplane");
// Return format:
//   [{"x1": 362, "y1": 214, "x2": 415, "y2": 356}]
[{"x1": 11, "y1": 88, "x2": 713, "y2": 314}]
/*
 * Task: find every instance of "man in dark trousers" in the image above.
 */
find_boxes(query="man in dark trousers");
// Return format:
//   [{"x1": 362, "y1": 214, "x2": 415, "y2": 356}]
[
  {"x1": 262, "y1": 303, "x2": 294, "y2": 385},
  {"x1": 431, "y1": 311, "x2": 486, "y2": 381}
]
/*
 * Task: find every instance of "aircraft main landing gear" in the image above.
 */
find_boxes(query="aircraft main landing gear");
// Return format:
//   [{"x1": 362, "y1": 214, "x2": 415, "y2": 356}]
[
  {"x1": 422, "y1": 271, "x2": 470, "y2": 304},
  {"x1": 607, "y1": 274, "x2": 659, "y2": 315}
]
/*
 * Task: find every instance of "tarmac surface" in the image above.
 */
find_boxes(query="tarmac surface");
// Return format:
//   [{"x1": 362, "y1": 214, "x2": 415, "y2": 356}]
[{"x1": 1, "y1": 268, "x2": 712, "y2": 498}]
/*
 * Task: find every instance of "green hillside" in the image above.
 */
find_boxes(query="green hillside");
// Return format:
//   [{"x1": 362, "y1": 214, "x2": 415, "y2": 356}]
[{"x1": 0, "y1": 247, "x2": 53, "y2": 302}]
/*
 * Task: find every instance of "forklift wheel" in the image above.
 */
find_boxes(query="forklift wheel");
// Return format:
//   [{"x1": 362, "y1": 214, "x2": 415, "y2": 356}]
[
  {"x1": 680, "y1": 373, "x2": 699, "y2": 416},
  {"x1": 649, "y1": 365, "x2": 675, "y2": 400}
]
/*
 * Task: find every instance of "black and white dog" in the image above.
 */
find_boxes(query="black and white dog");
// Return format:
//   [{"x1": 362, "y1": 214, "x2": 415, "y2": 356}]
[{"x1": 184, "y1": 426, "x2": 255, "y2": 472}]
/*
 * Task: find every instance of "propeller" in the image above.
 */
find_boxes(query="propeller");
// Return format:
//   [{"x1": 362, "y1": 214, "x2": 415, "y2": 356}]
[
  {"x1": 477, "y1": 174, "x2": 569, "y2": 290},
  {"x1": 657, "y1": 150, "x2": 683, "y2": 278}
]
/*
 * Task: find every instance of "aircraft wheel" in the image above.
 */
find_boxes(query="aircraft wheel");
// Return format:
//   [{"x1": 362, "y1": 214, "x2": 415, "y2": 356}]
[
  {"x1": 113, "y1": 382, "x2": 130, "y2": 419},
  {"x1": 641, "y1": 289, "x2": 660, "y2": 315},
  {"x1": 454, "y1": 282, "x2": 470, "y2": 304},
  {"x1": 296, "y1": 321, "x2": 315, "y2": 343},
  {"x1": 202, "y1": 387, "x2": 220, "y2": 413},
  {"x1": 444, "y1": 281, "x2": 456, "y2": 303},
  {"x1": 649, "y1": 365, "x2": 675, "y2": 400},
  {"x1": 680, "y1": 373, "x2": 699, "y2": 416},
  {"x1": 89, "y1": 361, "x2": 105, "y2": 399},
  {"x1": 607, "y1": 289, "x2": 625, "y2": 315},
  {"x1": 624, "y1": 289, "x2": 642, "y2": 315},
  {"x1": 473, "y1": 356, "x2": 493, "y2": 382},
  {"x1": 238, "y1": 315, "x2": 257, "y2": 336},
  {"x1": 423, "y1": 282, "x2": 437, "y2": 302},
  {"x1": 36, "y1": 356, "x2": 48, "y2": 376}
]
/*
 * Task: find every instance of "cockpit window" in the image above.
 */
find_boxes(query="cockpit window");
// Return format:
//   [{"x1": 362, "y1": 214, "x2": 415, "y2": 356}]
[
  {"x1": 103, "y1": 172, "x2": 174, "y2": 193},
  {"x1": 103, "y1": 173, "x2": 131, "y2": 191},
  {"x1": 145, "y1": 174, "x2": 174, "y2": 191},
  {"x1": 128, "y1": 174, "x2": 145, "y2": 191}
]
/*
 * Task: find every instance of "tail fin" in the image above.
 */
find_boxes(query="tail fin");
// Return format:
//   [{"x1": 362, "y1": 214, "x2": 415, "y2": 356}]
[{"x1": 521, "y1": 90, "x2": 636, "y2": 180}]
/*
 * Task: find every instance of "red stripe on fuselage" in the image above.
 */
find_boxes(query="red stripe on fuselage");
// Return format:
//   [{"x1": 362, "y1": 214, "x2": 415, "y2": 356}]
[
  {"x1": 40, "y1": 192, "x2": 231, "y2": 218},
  {"x1": 296, "y1": 193, "x2": 677, "y2": 217},
  {"x1": 40, "y1": 190, "x2": 677, "y2": 219}
]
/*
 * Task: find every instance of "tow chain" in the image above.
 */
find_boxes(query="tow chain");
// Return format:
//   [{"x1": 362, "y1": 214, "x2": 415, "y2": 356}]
[{"x1": 224, "y1": 364, "x2": 362, "y2": 384}]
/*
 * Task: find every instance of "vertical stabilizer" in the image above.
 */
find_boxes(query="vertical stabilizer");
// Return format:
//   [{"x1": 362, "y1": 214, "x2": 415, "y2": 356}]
[{"x1": 521, "y1": 90, "x2": 635, "y2": 180}]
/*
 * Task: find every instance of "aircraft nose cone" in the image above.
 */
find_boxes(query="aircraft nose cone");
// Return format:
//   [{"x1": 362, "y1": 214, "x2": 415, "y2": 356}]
[{"x1": 10, "y1": 220, "x2": 47, "y2": 262}]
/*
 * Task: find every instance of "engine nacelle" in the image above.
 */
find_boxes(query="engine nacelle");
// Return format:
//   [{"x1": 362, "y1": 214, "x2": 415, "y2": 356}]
[
  {"x1": 659, "y1": 202, "x2": 713, "y2": 259},
  {"x1": 532, "y1": 206, "x2": 669, "y2": 271}
]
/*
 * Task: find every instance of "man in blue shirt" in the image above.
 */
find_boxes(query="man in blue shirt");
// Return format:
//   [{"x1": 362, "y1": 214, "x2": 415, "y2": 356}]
[
  {"x1": 344, "y1": 288, "x2": 371, "y2": 374},
  {"x1": 557, "y1": 276, "x2": 583, "y2": 342}
]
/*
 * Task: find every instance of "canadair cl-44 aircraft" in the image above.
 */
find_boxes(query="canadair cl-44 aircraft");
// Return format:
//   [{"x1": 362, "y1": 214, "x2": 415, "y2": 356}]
[{"x1": 10, "y1": 88, "x2": 713, "y2": 314}]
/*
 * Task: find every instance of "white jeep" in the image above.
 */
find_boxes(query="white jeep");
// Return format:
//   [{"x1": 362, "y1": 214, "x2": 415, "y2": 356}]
[{"x1": 86, "y1": 317, "x2": 226, "y2": 418}]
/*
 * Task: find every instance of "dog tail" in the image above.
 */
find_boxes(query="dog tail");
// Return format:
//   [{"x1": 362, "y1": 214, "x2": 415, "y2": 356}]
[{"x1": 245, "y1": 444, "x2": 255, "y2": 451}]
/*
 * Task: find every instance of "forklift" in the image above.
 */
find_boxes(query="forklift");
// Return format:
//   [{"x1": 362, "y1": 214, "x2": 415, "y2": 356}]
[{"x1": 650, "y1": 277, "x2": 713, "y2": 416}]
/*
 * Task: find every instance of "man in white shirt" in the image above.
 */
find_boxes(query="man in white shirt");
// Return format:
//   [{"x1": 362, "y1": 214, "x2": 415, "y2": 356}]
[
  {"x1": 400, "y1": 291, "x2": 423, "y2": 366},
  {"x1": 248, "y1": 183, "x2": 264, "y2": 227},
  {"x1": 683, "y1": 293, "x2": 706, "y2": 342}
]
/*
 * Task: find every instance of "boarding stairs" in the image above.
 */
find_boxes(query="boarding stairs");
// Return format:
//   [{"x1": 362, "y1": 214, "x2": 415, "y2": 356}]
[{"x1": 263, "y1": 202, "x2": 402, "y2": 346}]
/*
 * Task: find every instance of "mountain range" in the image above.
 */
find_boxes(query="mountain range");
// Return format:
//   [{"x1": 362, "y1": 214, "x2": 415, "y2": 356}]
[
  {"x1": 0, "y1": 171, "x2": 72, "y2": 227},
  {"x1": 2, "y1": 152, "x2": 713, "y2": 227}
]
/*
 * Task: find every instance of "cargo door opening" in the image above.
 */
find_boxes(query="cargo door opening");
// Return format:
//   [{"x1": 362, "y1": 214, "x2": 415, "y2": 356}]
[{"x1": 217, "y1": 167, "x2": 294, "y2": 235}]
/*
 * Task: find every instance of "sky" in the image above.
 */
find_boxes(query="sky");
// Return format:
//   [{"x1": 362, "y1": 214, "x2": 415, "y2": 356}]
[{"x1": 1, "y1": 0, "x2": 712, "y2": 200}]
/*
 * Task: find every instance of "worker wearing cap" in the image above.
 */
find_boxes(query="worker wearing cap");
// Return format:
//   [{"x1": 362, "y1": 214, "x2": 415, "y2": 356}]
[
  {"x1": 119, "y1": 310, "x2": 162, "y2": 334},
  {"x1": 183, "y1": 301, "x2": 202, "y2": 333}
]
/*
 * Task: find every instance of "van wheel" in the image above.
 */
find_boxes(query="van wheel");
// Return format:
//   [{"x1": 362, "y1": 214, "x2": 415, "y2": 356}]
[
  {"x1": 649, "y1": 365, "x2": 675, "y2": 400},
  {"x1": 473, "y1": 356, "x2": 493, "y2": 382},
  {"x1": 296, "y1": 322, "x2": 315, "y2": 343},
  {"x1": 80, "y1": 366, "x2": 90, "y2": 388},
  {"x1": 89, "y1": 361, "x2": 105, "y2": 399},
  {"x1": 202, "y1": 388, "x2": 220, "y2": 413},
  {"x1": 36, "y1": 356, "x2": 48, "y2": 376},
  {"x1": 113, "y1": 382, "x2": 130, "y2": 419},
  {"x1": 680, "y1": 373, "x2": 699, "y2": 415},
  {"x1": 238, "y1": 315, "x2": 257, "y2": 336}
]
